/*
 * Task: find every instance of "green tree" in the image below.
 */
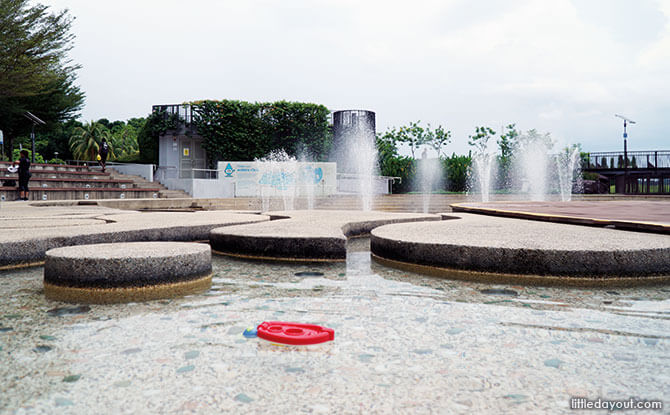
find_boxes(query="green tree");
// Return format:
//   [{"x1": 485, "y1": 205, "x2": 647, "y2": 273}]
[
  {"x1": 41, "y1": 118, "x2": 81, "y2": 160},
  {"x1": 442, "y1": 152, "x2": 471, "y2": 192},
  {"x1": 429, "y1": 125, "x2": 451, "y2": 158},
  {"x1": 396, "y1": 121, "x2": 426, "y2": 159},
  {"x1": 258, "y1": 101, "x2": 331, "y2": 160},
  {"x1": 109, "y1": 123, "x2": 140, "y2": 160},
  {"x1": 376, "y1": 130, "x2": 415, "y2": 193},
  {"x1": 468, "y1": 126, "x2": 496, "y2": 154},
  {"x1": 518, "y1": 129, "x2": 554, "y2": 149},
  {"x1": 0, "y1": 0, "x2": 83, "y2": 158},
  {"x1": 498, "y1": 124, "x2": 519, "y2": 162},
  {"x1": 69, "y1": 121, "x2": 111, "y2": 161},
  {"x1": 191, "y1": 100, "x2": 331, "y2": 165},
  {"x1": 376, "y1": 129, "x2": 399, "y2": 167},
  {"x1": 12, "y1": 148, "x2": 44, "y2": 163},
  {"x1": 497, "y1": 123, "x2": 519, "y2": 188},
  {"x1": 126, "y1": 117, "x2": 146, "y2": 131}
]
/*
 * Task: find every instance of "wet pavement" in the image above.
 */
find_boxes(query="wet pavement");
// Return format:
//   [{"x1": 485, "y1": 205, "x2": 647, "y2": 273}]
[{"x1": 1, "y1": 239, "x2": 668, "y2": 414}]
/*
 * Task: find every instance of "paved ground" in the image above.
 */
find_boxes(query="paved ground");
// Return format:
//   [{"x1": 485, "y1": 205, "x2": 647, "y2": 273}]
[{"x1": 451, "y1": 200, "x2": 670, "y2": 233}]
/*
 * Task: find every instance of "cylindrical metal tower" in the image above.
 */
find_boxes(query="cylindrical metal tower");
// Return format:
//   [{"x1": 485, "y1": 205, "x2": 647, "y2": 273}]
[{"x1": 331, "y1": 110, "x2": 376, "y2": 173}]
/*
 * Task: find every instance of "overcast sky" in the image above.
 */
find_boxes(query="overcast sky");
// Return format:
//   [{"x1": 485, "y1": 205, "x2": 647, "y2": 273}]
[{"x1": 42, "y1": 0, "x2": 669, "y2": 155}]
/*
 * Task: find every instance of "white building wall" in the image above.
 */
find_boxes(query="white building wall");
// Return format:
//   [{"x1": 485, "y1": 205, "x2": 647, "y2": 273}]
[
  {"x1": 109, "y1": 163, "x2": 154, "y2": 182},
  {"x1": 218, "y1": 161, "x2": 337, "y2": 198}
]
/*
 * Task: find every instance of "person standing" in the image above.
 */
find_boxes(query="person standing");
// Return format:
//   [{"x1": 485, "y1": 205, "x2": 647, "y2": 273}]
[
  {"x1": 98, "y1": 137, "x2": 109, "y2": 172},
  {"x1": 13, "y1": 150, "x2": 31, "y2": 201}
]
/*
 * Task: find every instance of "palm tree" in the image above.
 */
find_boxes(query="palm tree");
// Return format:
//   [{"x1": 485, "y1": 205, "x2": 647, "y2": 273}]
[
  {"x1": 69, "y1": 121, "x2": 114, "y2": 161},
  {"x1": 110, "y1": 126, "x2": 138, "y2": 160}
]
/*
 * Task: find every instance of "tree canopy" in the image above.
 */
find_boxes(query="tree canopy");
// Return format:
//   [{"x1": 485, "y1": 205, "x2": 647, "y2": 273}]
[
  {"x1": 191, "y1": 100, "x2": 331, "y2": 165},
  {"x1": 0, "y1": 0, "x2": 84, "y2": 158}
]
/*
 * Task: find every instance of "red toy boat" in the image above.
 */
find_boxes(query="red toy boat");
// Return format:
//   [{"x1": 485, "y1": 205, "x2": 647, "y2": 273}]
[{"x1": 257, "y1": 321, "x2": 335, "y2": 345}]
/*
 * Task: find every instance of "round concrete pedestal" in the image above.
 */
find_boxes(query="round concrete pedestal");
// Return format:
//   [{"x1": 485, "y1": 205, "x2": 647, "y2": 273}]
[
  {"x1": 44, "y1": 242, "x2": 212, "y2": 303},
  {"x1": 371, "y1": 214, "x2": 670, "y2": 287}
]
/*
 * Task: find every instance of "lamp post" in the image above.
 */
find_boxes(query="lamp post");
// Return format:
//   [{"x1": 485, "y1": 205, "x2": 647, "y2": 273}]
[
  {"x1": 615, "y1": 114, "x2": 636, "y2": 193},
  {"x1": 23, "y1": 111, "x2": 46, "y2": 163}
]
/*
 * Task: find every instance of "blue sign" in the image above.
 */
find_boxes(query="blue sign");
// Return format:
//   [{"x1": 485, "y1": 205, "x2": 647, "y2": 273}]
[
  {"x1": 258, "y1": 171, "x2": 295, "y2": 190},
  {"x1": 224, "y1": 163, "x2": 235, "y2": 177},
  {"x1": 298, "y1": 166, "x2": 323, "y2": 184}
]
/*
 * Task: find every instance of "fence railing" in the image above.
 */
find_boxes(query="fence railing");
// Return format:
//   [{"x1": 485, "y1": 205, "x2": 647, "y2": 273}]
[
  {"x1": 152, "y1": 104, "x2": 197, "y2": 134},
  {"x1": 585, "y1": 151, "x2": 670, "y2": 169},
  {"x1": 336, "y1": 173, "x2": 401, "y2": 194},
  {"x1": 186, "y1": 168, "x2": 218, "y2": 180},
  {"x1": 155, "y1": 166, "x2": 177, "y2": 183}
]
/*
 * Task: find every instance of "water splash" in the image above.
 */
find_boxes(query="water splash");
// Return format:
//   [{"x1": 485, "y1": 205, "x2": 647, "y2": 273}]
[
  {"x1": 332, "y1": 114, "x2": 378, "y2": 211},
  {"x1": 255, "y1": 150, "x2": 324, "y2": 211},
  {"x1": 513, "y1": 132, "x2": 552, "y2": 201},
  {"x1": 256, "y1": 150, "x2": 297, "y2": 211},
  {"x1": 468, "y1": 141, "x2": 498, "y2": 203},
  {"x1": 298, "y1": 152, "x2": 316, "y2": 210},
  {"x1": 355, "y1": 138, "x2": 378, "y2": 211},
  {"x1": 556, "y1": 147, "x2": 581, "y2": 202},
  {"x1": 416, "y1": 156, "x2": 444, "y2": 212}
]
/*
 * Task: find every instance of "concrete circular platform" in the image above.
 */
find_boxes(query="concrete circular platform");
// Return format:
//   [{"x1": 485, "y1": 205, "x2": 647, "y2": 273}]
[
  {"x1": 371, "y1": 214, "x2": 670, "y2": 287},
  {"x1": 0, "y1": 204, "x2": 268, "y2": 270},
  {"x1": 44, "y1": 242, "x2": 212, "y2": 303},
  {"x1": 210, "y1": 210, "x2": 440, "y2": 262},
  {"x1": 0, "y1": 217, "x2": 105, "y2": 229}
]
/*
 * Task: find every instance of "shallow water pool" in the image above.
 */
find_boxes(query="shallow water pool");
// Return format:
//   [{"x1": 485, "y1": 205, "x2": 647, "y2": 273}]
[{"x1": 1, "y1": 239, "x2": 668, "y2": 414}]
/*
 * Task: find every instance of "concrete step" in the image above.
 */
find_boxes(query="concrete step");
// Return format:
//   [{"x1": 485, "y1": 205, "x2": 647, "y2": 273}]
[
  {"x1": 0, "y1": 161, "x2": 94, "y2": 173},
  {"x1": 0, "y1": 170, "x2": 111, "y2": 180},
  {"x1": 313, "y1": 194, "x2": 466, "y2": 213},
  {"x1": 106, "y1": 169, "x2": 192, "y2": 199},
  {"x1": 0, "y1": 164, "x2": 194, "y2": 201},
  {"x1": 0, "y1": 187, "x2": 161, "y2": 202},
  {"x1": 159, "y1": 189, "x2": 192, "y2": 198},
  {"x1": 3, "y1": 178, "x2": 136, "y2": 189}
]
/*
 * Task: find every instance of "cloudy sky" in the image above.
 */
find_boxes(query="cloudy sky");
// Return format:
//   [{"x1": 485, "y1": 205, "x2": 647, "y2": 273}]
[{"x1": 42, "y1": 0, "x2": 669, "y2": 155}]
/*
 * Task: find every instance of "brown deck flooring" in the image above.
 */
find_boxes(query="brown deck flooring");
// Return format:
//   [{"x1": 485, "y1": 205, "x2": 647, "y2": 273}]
[{"x1": 451, "y1": 200, "x2": 670, "y2": 233}]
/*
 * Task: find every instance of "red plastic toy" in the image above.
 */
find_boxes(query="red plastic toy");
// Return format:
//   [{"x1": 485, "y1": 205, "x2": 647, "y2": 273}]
[{"x1": 256, "y1": 321, "x2": 335, "y2": 345}]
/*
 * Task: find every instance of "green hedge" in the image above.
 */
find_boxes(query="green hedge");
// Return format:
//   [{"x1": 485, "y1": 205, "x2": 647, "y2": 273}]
[
  {"x1": 191, "y1": 100, "x2": 331, "y2": 164},
  {"x1": 442, "y1": 153, "x2": 471, "y2": 192}
]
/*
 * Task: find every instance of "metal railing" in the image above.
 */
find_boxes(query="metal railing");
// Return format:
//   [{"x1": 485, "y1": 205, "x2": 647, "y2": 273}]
[
  {"x1": 585, "y1": 151, "x2": 670, "y2": 169},
  {"x1": 336, "y1": 173, "x2": 401, "y2": 194},
  {"x1": 155, "y1": 166, "x2": 177, "y2": 183},
  {"x1": 185, "y1": 168, "x2": 218, "y2": 180},
  {"x1": 151, "y1": 104, "x2": 197, "y2": 134},
  {"x1": 65, "y1": 160, "x2": 93, "y2": 166}
]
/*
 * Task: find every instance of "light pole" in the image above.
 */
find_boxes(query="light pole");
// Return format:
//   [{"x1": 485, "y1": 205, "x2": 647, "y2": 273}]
[
  {"x1": 615, "y1": 114, "x2": 636, "y2": 192},
  {"x1": 23, "y1": 111, "x2": 46, "y2": 163}
]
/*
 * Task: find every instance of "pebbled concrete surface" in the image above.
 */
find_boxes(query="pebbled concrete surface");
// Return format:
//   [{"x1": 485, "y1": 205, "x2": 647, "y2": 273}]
[
  {"x1": 44, "y1": 242, "x2": 213, "y2": 303},
  {"x1": 45, "y1": 242, "x2": 212, "y2": 288},
  {"x1": 210, "y1": 210, "x2": 441, "y2": 261},
  {"x1": 371, "y1": 213, "x2": 670, "y2": 283},
  {"x1": 0, "y1": 202, "x2": 268, "y2": 269}
]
